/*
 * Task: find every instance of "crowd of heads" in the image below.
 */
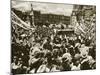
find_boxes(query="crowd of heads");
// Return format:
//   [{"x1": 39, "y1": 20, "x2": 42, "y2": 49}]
[{"x1": 11, "y1": 23, "x2": 96, "y2": 74}]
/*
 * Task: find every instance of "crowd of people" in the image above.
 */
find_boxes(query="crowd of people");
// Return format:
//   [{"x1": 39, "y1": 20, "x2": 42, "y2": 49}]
[{"x1": 11, "y1": 23, "x2": 96, "y2": 74}]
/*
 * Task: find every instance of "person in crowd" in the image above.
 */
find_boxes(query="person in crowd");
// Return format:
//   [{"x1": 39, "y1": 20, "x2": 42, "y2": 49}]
[
  {"x1": 61, "y1": 53, "x2": 72, "y2": 71},
  {"x1": 43, "y1": 37, "x2": 53, "y2": 51}
]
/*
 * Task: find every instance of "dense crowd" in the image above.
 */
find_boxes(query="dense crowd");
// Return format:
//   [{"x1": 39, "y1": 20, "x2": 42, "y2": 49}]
[{"x1": 11, "y1": 23, "x2": 96, "y2": 74}]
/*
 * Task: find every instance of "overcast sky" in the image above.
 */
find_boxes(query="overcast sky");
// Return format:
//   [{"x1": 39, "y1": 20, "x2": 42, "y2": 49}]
[{"x1": 12, "y1": 1, "x2": 73, "y2": 16}]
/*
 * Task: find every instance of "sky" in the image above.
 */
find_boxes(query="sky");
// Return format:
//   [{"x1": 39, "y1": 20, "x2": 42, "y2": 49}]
[{"x1": 12, "y1": 1, "x2": 73, "y2": 16}]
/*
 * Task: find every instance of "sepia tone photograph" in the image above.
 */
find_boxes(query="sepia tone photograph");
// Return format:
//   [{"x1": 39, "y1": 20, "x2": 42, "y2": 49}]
[{"x1": 11, "y1": 0, "x2": 96, "y2": 74}]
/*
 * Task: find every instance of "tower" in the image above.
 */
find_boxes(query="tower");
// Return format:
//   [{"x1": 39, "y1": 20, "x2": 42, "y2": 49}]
[{"x1": 29, "y1": 4, "x2": 34, "y2": 27}]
